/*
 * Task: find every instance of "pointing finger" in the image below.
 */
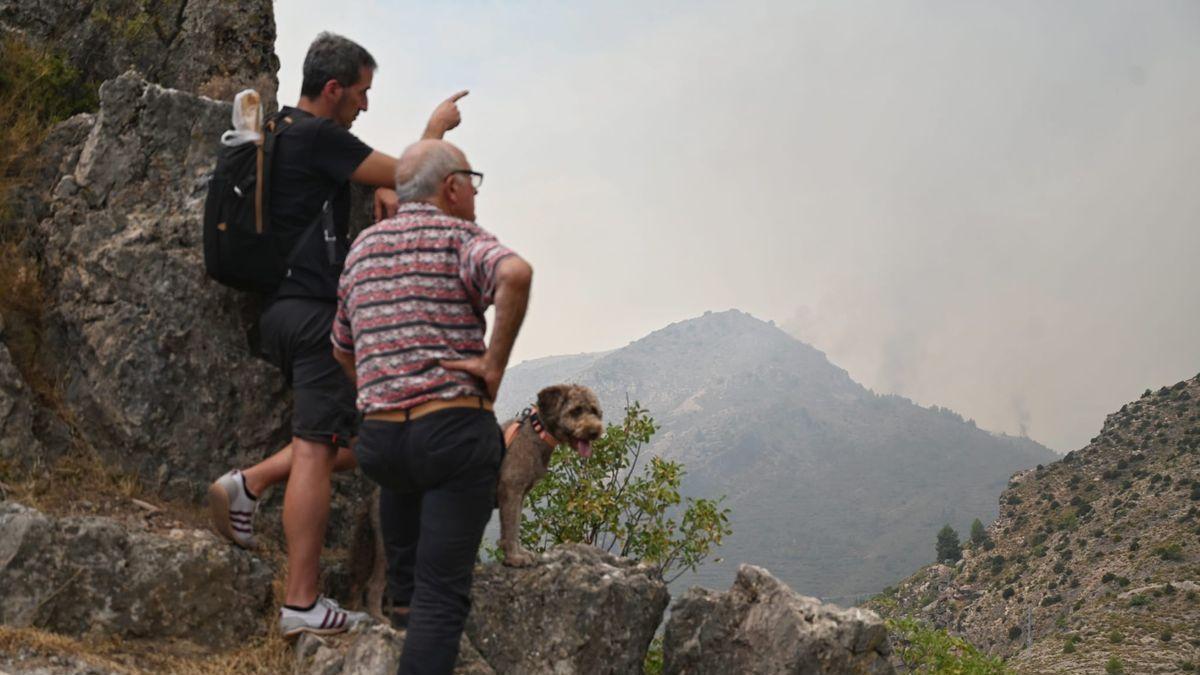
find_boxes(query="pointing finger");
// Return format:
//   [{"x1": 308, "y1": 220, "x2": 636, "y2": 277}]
[{"x1": 448, "y1": 90, "x2": 469, "y2": 103}]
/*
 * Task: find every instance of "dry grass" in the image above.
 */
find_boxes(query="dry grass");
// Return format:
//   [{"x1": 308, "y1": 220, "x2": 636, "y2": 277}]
[{"x1": 0, "y1": 625, "x2": 295, "y2": 675}]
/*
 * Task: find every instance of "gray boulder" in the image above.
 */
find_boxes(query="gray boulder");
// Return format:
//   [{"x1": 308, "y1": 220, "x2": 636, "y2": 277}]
[
  {"x1": 36, "y1": 71, "x2": 290, "y2": 498},
  {"x1": 0, "y1": 501, "x2": 273, "y2": 648},
  {"x1": 0, "y1": 0, "x2": 278, "y2": 108},
  {"x1": 466, "y1": 544, "x2": 669, "y2": 674},
  {"x1": 663, "y1": 564, "x2": 894, "y2": 675},
  {"x1": 294, "y1": 625, "x2": 494, "y2": 675}
]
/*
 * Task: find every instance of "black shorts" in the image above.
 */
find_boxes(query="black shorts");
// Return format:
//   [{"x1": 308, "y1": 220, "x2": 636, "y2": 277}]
[{"x1": 260, "y1": 297, "x2": 358, "y2": 446}]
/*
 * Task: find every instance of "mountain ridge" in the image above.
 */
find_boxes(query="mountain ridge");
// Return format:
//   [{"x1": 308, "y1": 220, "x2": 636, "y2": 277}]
[{"x1": 498, "y1": 309, "x2": 1056, "y2": 598}]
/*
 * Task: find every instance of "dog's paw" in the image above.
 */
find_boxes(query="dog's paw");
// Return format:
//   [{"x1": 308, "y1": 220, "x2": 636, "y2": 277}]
[{"x1": 502, "y1": 548, "x2": 536, "y2": 567}]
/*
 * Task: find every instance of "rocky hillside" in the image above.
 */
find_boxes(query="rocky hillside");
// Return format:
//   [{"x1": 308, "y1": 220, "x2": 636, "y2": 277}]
[
  {"x1": 498, "y1": 310, "x2": 1056, "y2": 599},
  {"x1": 870, "y1": 374, "x2": 1200, "y2": 673}
]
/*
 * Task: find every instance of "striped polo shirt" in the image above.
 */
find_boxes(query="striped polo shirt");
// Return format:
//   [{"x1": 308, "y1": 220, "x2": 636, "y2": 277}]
[{"x1": 331, "y1": 202, "x2": 515, "y2": 414}]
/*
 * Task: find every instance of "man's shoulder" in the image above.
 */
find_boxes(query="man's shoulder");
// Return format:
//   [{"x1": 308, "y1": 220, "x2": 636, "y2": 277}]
[{"x1": 389, "y1": 205, "x2": 482, "y2": 233}]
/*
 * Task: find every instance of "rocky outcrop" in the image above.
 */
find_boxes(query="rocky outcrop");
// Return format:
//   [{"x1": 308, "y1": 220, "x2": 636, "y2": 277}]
[
  {"x1": 0, "y1": 317, "x2": 41, "y2": 466},
  {"x1": 294, "y1": 625, "x2": 494, "y2": 675},
  {"x1": 295, "y1": 545, "x2": 670, "y2": 674},
  {"x1": 872, "y1": 375, "x2": 1200, "y2": 672},
  {"x1": 0, "y1": 0, "x2": 278, "y2": 108},
  {"x1": 466, "y1": 544, "x2": 669, "y2": 674},
  {"x1": 35, "y1": 72, "x2": 290, "y2": 497},
  {"x1": 664, "y1": 564, "x2": 894, "y2": 675},
  {"x1": 0, "y1": 501, "x2": 273, "y2": 648}
]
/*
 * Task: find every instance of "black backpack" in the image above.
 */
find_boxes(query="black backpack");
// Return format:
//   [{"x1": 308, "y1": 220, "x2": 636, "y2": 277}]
[{"x1": 202, "y1": 113, "x2": 339, "y2": 293}]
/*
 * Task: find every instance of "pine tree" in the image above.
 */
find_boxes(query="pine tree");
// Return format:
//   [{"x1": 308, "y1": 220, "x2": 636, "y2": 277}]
[
  {"x1": 936, "y1": 524, "x2": 962, "y2": 562},
  {"x1": 970, "y1": 518, "x2": 986, "y2": 546}
]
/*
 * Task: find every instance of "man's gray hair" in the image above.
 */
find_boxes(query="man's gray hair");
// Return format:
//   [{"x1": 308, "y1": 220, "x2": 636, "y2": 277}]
[
  {"x1": 394, "y1": 142, "x2": 463, "y2": 203},
  {"x1": 300, "y1": 32, "x2": 376, "y2": 98}
]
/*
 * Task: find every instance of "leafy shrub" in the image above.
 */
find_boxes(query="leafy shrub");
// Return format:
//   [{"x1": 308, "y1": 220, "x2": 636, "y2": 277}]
[
  {"x1": 643, "y1": 635, "x2": 663, "y2": 674},
  {"x1": 1040, "y1": 594, "x2": 1061, "y2": 607},
  {"x1": 1129, "y1": 594, "x2": 1150, "y2": 607},
  {"x1": 1105, "y1": 657, "x2": 1124, "y2": 674},
  {"x1": 887, "y1": 618, "x2": 1012, "y2": 674},
  {"x1": 1155, "y1": 543, "x2": 1184, "y2": 561},
  {"x1": 1101, "y1": 572, "x2": 1116, "y2": 584},
  {"x1": 1108, "y1": 630, "x2": 1124, "y2": 644},
  {"x1": 1062, "y1": 635, "x2": 1077, "y2": 653},
  {"x1": 1002, "y1": 587, "x2": 1014, "y2": 599},
  {"x1": 519, "y1": 404, "x2": 731, "y2": 581},
  {"x1": 1008, "y1": 625, "x2": 1022, "y2": 641},
  {"x1": 1116, "y1": 576, "x2": 1130, "y2": 587},
  {"x1": 1161, "y1": 630, "x2": 1173, "y2": 642}
]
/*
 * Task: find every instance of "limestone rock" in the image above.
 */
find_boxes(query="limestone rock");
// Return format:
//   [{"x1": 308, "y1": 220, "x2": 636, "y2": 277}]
[
  {"x1": 0, "y1": 501, "x2": 273, "y2": 648},
  {"x1": 465, "y1": 544, "x2": 669, "y2": 674},
  {"x1": 0, "y1": 0, "x2": 279, "y2": 108},
  {"x1": 36, "y1": 72, "x2": 290, "y2": 498},
  {"x1": 293, "y1": 625, "x2": 494, "y2": 675},
  {"x1": 663, "y1": 564, "x2": 894, "y2": 675},
  {"x1": 0, "y1": 316, "x2": 41, "y2": 466}
]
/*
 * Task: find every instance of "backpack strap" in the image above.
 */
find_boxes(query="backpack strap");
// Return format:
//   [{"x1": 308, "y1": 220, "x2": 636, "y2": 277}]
[{"x1": 256, "y1": 112, "x2": 294, "y2": 234}]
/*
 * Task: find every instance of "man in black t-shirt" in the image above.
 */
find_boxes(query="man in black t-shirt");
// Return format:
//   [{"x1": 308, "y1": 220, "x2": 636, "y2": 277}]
[{"x1": 206, "y1": 32, "x2": 468, "y2": 638}]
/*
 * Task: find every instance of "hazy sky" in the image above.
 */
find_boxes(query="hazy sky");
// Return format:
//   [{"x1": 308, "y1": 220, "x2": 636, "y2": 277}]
[{"x1": 275, "y1": 1, "x2": 1199, "y2": 452}]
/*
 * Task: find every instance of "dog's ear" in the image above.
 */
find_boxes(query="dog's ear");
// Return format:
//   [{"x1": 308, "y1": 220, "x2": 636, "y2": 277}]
[{"x1": 536, "y1": 385, "x2": 568, "y2": 417}]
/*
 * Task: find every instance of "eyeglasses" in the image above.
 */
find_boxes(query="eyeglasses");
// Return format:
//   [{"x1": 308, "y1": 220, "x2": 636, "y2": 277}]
[{"x1": 447, "y1": 169, "x2": 484, "y2": 190}]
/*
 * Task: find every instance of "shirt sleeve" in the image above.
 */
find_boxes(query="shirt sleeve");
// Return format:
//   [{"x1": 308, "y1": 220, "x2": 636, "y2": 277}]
[
  {"x1": 331, "y1": 276, "x2": 355, "y2": 354},
  {"x1": 313, "y1": 120, "x2": 373, "y2": 184},
  {"x1": 459, "y1": 230, "x2": 516, "y2": 309}
]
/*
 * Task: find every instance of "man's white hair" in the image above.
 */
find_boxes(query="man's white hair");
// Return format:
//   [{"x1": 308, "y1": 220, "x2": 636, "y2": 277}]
[{"x1": 394, "y1": 142, "x2": 462, "y2": 203}]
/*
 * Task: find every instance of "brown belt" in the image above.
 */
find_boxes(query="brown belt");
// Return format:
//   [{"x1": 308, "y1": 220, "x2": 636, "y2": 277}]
[{"x1": 365, "y1": 396, "x2": 493, "y2": 423}]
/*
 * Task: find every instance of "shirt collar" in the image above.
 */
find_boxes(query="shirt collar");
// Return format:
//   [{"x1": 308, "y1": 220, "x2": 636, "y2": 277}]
[{"x1": 396, "y1": 202, "x2": 443, "y2": 215}]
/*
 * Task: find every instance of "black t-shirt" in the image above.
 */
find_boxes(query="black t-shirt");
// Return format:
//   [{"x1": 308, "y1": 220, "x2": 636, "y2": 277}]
[{"x1": 270, "y1": 106, "x2": 373, "y2": 301}]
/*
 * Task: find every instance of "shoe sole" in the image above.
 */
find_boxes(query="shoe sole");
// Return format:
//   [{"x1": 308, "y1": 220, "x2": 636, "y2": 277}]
[{"x1": 207, "y1": 479, "x2": 254, "y2": 550}]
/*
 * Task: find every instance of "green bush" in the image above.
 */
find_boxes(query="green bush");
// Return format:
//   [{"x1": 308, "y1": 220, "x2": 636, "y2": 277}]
[
  {"x1": 1105, "y1": 657, "x2": 1124, "y2": 674},
  {"x1": 643, "y1": 634, "x2": 663, "y2": 674},
  {"x1": 1129, "y1": 594, "x2": 1150, "y2": 607},
  {"x1": 1108, "y1": 630, "x2": 1124, "y2": 644},
  {"x1": 887, "y1": 617, "x2": 1012, "y2": 674},
  {"x1": 1155, "y1": 543, "x2": 1184, "y2": 561},
  {"x1": 517, "y1": 404, "x2": 731, "y2": 581}
]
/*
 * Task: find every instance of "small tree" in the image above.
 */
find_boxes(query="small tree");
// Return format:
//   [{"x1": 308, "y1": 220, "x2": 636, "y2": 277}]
[
  {"x1": 936, "y1": 524, "x2": 962, "y2": 563},
  {"x1": 518, "y1": 403, "x2": 731, "y2": 582},
  {"x1": 970, "y1": 518, "x2": 987, "y2": 546}
]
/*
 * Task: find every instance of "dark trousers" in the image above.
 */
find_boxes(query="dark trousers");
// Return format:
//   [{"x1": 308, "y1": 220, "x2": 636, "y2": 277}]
[{"x1": 356, "y1": 409, "x2": 501, "y2": 675}]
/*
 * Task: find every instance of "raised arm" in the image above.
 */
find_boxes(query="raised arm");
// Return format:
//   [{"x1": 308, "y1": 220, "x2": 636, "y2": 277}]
[{"x1": 355, "y1": 90, "x2": 471, "y2": 220}]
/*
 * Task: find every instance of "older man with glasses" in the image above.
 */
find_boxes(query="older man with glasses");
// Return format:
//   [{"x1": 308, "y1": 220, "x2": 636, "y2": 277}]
[{"x1": 331, "y1": 139, "x2": 532, "y2": 674}]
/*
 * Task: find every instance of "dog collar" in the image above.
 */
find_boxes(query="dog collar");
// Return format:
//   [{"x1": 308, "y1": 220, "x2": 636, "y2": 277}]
[{"x1": 503, "y1": 405, "x2": 562, "y2": 448}]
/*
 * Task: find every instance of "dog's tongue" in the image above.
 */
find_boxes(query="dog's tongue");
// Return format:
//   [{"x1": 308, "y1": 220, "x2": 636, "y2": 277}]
[{"x1": 573, "y1": 439, "x2": 592, "y2": 458}]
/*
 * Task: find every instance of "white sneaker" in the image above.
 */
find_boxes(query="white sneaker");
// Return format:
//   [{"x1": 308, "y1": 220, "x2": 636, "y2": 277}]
[
  {"x1": 207, "y1": 469, "x2": 258, "y2": 549},
  {"x1": 280, "y1": 596, "x2": 370, "y2": 638}
]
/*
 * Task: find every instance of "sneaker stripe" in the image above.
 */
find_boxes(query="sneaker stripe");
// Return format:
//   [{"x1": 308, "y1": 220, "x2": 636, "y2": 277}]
[
  {"x1": 232, "y1": 524, "x2": 253, "y2": 534},
  {"x1": 230, "y1": 514, "x2": 253, "y2": 523},
  {"x1": 334, "y1": 612, "x2": 345, "y2": 629},
  {"x1": 318, "y1": 608, "x2": 331, "y2": 629}
]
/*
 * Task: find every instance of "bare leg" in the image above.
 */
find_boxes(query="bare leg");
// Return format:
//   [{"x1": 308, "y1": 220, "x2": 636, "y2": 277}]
[
  {"x1": 243, "y1": 443, "x2": 356, "y2": 497},
  {"x1": 283, "y1": 437, "x2": 338, "y2": 606}
]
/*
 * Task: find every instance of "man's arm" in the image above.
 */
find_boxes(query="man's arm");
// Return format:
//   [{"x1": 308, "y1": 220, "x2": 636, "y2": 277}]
[
  {"x1": 355, "y1": 90, "x2": 471, "y2": 220},
  {"x1": 441, "y1": 256, "x2": 533, "y2": 399},
  {"x1": 332, "y1": 347, "x2": 356, "y2": 386}
]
